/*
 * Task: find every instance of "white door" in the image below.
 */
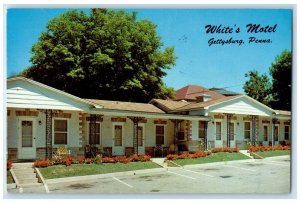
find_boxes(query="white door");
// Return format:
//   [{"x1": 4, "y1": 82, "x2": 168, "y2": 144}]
[
  {"x1": 18, "y1": 119, "x2": 36, "y2": 159},
  {"x1": 215, "y1": 121, "x2": 223, "y2": 147},
  {"x1": 112, "y1": 124, "x2": 124, "y2": 155},
  {"x1": 137, "y1": 125, "x2": 145, "y2": 154}
]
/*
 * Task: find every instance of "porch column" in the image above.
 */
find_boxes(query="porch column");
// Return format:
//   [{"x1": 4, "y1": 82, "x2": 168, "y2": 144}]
[
  {"x1": 272, "y1": 117, "x2": 278, "y2": 147},
  {"x1": 251, "y1": 115, "x2": 258, "y2": 146},
  {"x1": 45, "y1": 109, "x2": 53, "y2": 159},
  {"x1": 128, "y1": 117, "x2": 145, "y2": 155},
  {"x1": 226, "y1": 114, "x2": 233, "y2": 148},
  {"x1": 170, "y1": 119, "x2": 184, "y2": 153},
  {"x1": 204, "y1": 121, "x2": 208, "y2": 151}
]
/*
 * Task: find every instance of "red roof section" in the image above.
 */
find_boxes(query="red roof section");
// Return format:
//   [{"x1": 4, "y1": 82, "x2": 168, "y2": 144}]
[{"x1": 175, "y1": 85, "x2": 226, "y2": 101}]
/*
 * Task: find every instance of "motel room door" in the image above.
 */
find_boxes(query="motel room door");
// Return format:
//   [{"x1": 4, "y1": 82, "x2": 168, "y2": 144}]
[
  {"x1": 18, "y1": 118, "x2": 36, "y2": 159},
  {"x1": 112, "y1": 124, "x2": 124, "y2": 155}
]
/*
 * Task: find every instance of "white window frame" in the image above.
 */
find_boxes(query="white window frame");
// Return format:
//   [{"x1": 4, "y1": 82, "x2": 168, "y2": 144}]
[
  {"x1": 263, "y1": 124, "x2": 269, "y2": 142},
  {"x1": 155, "y1": 124, "x2": 165, "y2": 146},
  {"x1": 244, "y1": 121, "x2": 252, "y2": 140},
  {"x1": 215, "y1": 120, "x2": 222, "y2": 141},
  {"x1": 284, "y1": 125, "x2": 290, "y2": 140},
  {"x1": 52, "y1": 118, "x2": 69, "y2": 146},
  {"x1": 88, "y1": 121, "x2": 101, "y2": 145}
]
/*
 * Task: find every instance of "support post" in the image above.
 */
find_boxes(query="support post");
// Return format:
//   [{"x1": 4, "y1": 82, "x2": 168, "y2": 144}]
[
  {"x1": 204, "y1": 121, "x2": 208, "y2": 151},
  {"x1": 251, "y1": 115, "x2": 258, "y2": 146},
  {"x1": 128, "y1": 117, "x2": 145, "y2": 155},
  {"x1": 45, "y1": 109, "x2": 53, "y2": 159}
]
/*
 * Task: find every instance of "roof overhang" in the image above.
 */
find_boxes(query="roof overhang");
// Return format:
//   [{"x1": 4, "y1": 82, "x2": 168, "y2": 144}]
[{"x1": 90, "y1": 108, "x2": 211, "y2": 121}]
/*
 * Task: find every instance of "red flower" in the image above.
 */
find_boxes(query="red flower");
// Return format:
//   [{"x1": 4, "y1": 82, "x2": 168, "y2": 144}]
[{"x1": 7, "y1": 160, "x2": 12, "y2": 170}]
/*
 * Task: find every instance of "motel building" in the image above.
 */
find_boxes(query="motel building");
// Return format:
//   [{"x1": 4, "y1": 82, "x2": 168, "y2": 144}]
[{"x1": 6, "y1": 77, "x2": 291, "y2": 161}]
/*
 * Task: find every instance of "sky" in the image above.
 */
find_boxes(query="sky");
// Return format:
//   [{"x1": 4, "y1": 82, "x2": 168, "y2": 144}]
[{"x1": 6, "y1": 8, "x2": 292, "y2": 94}]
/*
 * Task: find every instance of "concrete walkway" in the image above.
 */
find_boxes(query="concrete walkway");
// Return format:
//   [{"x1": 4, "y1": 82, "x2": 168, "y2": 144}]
[
  {"x1": 11, "y1": 163, "x2": 41, "y2": 188},
  {"x1": 151, "y1": 158, "x2": 167, "y2": 168},
  {"x1": 239, "y1": 150, "x2": 254, "y2": 159}
]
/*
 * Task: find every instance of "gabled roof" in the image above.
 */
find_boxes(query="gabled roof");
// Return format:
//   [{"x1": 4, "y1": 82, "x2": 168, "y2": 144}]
[
  {"x1": 87, "y1": 99, "x2": 165, "y2": 114},
  {"x1": 171, "y1": 95, "x2": 241, "y2": 112},
  {"x1": 149, "y1": 99, "x2": 191, "y2": 112},
  {"x1": 175, "y1": 85, "x2": 226, "y2": 101},
  {"x1": 7, "y1": 77, "x2": 101, "y2": 110}
]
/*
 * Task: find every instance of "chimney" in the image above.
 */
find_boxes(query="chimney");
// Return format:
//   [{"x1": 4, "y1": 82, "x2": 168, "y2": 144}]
[{"x1": 196, "y1": 94, "x2": 212, "y2": 102}]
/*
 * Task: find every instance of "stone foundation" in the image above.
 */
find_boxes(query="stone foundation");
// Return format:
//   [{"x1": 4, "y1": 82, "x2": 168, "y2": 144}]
[{"x1": 7, "y1": 148, "x2": 18, "y2": 161}]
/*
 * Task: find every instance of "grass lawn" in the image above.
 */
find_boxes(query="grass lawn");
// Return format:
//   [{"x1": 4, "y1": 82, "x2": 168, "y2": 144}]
[
  {"x1": 256, "y1": 150, "x2": 290, "y2": 158},
  {"x1": 7, "y1": 171, "x2": 14, "y2": 184},
  {"x1": 173, "y1": 152, "x2": 250, "y2": 166},
  {"x1": 39, "y1": 162, "x2": 160, "y2": 179}
]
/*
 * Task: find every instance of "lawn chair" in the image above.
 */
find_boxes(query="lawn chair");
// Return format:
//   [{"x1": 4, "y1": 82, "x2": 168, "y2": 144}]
[{"x1": 53, "y1": 145, "x2": 70, "y2": 161}]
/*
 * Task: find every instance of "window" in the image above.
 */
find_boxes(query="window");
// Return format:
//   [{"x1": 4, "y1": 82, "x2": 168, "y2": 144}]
[
  {"x1": 198, "y1": 121, "x2": 206, "y2": 139},
  {"x1": 274, "y1": 125, "x2": 279, "y2": 141},
  {"x1": 54, "y1": 119, "x2": 68, "y2": 144},
  {"x1": 244, "y1": 122, "x2": 251, "y2": 139},
  {"x1": 284, "y1": 125, "x2": 290, "y2": 140},
  {"x1": 114, "y1": 125, "x2": 122, "y2": 146},
  {"x1": 138, "y1": 126, "x2": 143, "y2": 147},
  {"x1": 216, "y1": 122, "x2": 221, "y2": 140},
  {"x1": 21, "y1": 121, "x2": 33, "y2": 147},
  {"x1": 229, "y1": 122, "x2": 234, "y2": 141},
  {"x1": 89, "y1": 122, "x2": 100, "y2": 145},
  {"x1": 263, "y1": 125, "x2": 269, "y2": 141},
  {"x1": 156, "y1": 125, "x2": 164, "y2": 145}
]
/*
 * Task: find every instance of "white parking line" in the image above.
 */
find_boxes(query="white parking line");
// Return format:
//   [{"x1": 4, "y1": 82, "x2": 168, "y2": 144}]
[
  {"x1": 263, "y1": 162, "x2": 289, "y2": 167},
  {"x1": 112, "y1": 176, "x2": 133, "y2": 188},
  {"x1": 182, "y1": 169, "x2": 214, "y2": 177},
  {"x1": 168, "y1": 171, "x2": 196, "y2": 180},
  {"x1": 224, "y1": 165, "x2": 256, "y2": 172}
]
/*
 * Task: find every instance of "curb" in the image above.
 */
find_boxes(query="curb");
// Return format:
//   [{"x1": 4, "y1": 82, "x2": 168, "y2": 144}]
[
  {"x1": 263, "y1": 155, "x2": 290, "y2": 160},
  {"x1": 45, "y1": 167, "x2": 167, "y2": 184},
  {"x1": 9, "y1": 169, "x2": 20, "y2": 188},
  {"x1": 182, "y1": 159, "x2": 255, "y2": 169}
]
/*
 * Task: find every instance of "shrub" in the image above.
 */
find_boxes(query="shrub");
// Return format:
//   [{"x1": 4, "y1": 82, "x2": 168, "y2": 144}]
[
  {"x1": 129, "y1": 154, "x2": 140, "y2": 162},
  {"x1": 7, "y1": 160, "x2": 12, "y2": 171},
  {"x1": 102, "y1": 157, "x2": 116, "y2": 163},
  {"x1": 94, "y1": 155, "x2": 103, "y2": 164},
  {"x1": 139, "y1": 155, "x2": 151, "y2": 162},
  {"x1": 178, "y1": 152, "x2": 191, "y2": 159},
  {"x1": 166, "y1": 154, "x2": 178, "y2": 160},
  {"x1": 33, "y1": 159, "x2": 51, "y2": 168},
  {"x1": 232, "y1": 147, "x2": 240, "y2": 152},
  {"x1": 85, "y1": 158, "x2": 93, "y2": 164},
  {"x1": 77, "y1": 156, "x2": 85, "y2": 164}
]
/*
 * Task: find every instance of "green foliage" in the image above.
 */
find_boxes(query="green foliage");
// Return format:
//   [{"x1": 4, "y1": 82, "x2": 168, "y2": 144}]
[
  {"x1": 243, "y1": 70, "x2": 272, "y2": 106},
  {"x1": 269, "y1": 50, "x2": 292, "y2": 111},
  {"x1": 243, "y1": 50, "x2": 292, "y2": 110},
  {"x1": 22, "y1": 9, "x2": 176, "y2": 102}
]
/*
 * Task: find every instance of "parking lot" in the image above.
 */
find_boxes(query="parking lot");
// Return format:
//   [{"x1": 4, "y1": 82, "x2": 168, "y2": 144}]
[{"x1": 7, "y1": 156, "x2": 290, "y2": 194}]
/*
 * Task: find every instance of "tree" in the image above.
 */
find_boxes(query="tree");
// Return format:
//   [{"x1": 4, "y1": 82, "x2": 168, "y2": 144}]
[
  {"x1": 243, "y1": 70, "x2": 272, "y2": 106},
  {"x1": 22, "y1": 9, "x2": 176, "y2": 102},
  {"x1": 269, "y1": 50, "x2": 292, "y2": 111}
]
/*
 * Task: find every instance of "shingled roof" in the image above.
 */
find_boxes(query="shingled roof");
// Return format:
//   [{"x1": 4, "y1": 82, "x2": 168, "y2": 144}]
[
  {"x1": 87, "y1": 99, "x2": 165, "y2": 114},
  {"x1": 170, "y1": 95, "x2": 242, "y2": 112},
  {"x1": 175, "y1": 85, "x2": 226, "y2": 101},
  {"x1": 149, "y1": 99, "x2": 191, "y2": 112}
]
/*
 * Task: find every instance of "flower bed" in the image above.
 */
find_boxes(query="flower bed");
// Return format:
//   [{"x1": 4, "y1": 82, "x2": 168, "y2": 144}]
[
  {"x1": 33, "y1": 154, "x2": 151, "y2": 168},
  {"x1": 248, "y1": 145, "x2": 290, "y2": 152},
  {"x1": 7, "y1": 160, "x2": 12, "y2": 171},
  {"x1": 166, "y1": 147, "x2": 239, "y2": 161}
]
